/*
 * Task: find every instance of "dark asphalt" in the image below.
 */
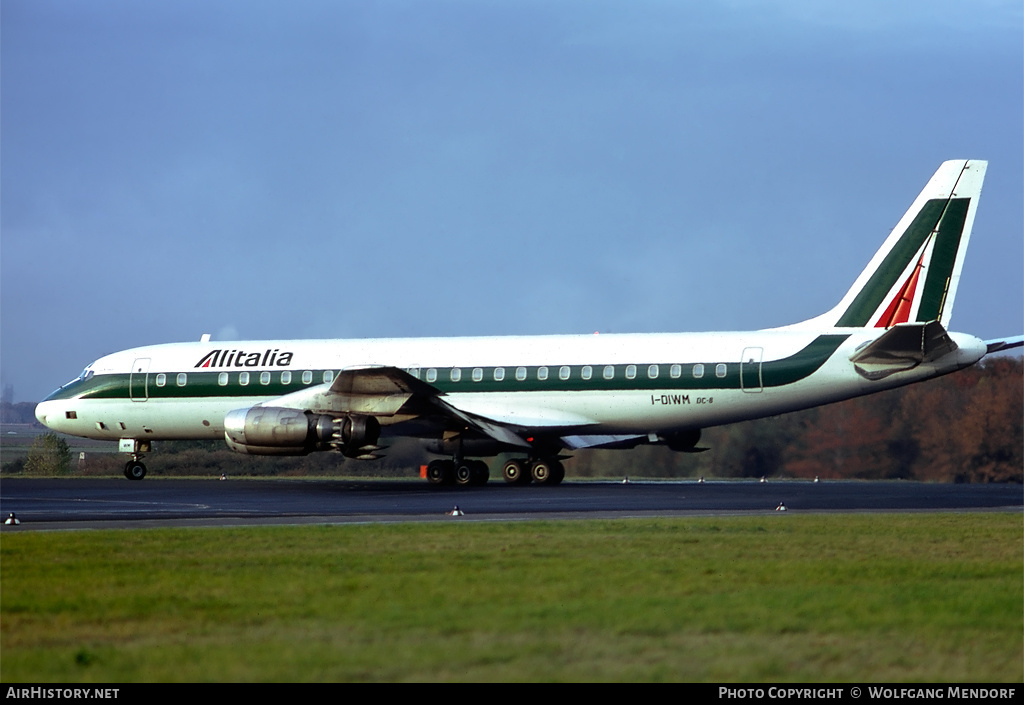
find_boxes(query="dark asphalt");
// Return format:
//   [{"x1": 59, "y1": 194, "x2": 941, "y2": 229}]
[{"x1": 1, "y1": 477, "x2": 1020, "y2": 530}]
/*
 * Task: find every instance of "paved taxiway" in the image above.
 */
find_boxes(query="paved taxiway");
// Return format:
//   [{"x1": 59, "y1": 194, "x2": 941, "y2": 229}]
[{"x1": 1, "y1": 478, "x2": 1020, "y2": 530}]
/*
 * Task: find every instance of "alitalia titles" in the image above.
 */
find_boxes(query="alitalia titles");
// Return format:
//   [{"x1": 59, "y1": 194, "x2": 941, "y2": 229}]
[{"x1": 194, "y1": 349, "x2": 294, "y2": 369}]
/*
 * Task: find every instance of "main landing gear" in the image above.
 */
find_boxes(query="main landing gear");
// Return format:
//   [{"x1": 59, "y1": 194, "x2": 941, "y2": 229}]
[
  {"x1": 425, "y1": 459, "x2": 490, "y2": 486},
  {"x1": 425, "y1": 457, "x2": 565, "y2": 487},
  {"x1": 502, "y1": 458, "x2": 564, "y2": 486}
]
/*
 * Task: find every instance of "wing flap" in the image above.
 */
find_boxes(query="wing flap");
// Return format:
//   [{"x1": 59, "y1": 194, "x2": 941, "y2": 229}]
[{"x1": 432, "y1": 398, "x2": 534, "y2": 448}]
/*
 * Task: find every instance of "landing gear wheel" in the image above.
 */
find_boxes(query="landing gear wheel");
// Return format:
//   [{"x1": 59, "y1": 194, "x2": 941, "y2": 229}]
[
  {"x1": 455, "y1": 462, "x2": 474, "y2": 486},
  {"x1": 503, "y1": 459, "x2": 531, "y2": 485},
  {"x1": 529, "y1": 458, "x2": 564, "y2": 486},
  {"x1": 548, "y1": 459, "x2": 565, "y2": 485},
  {"x1": 470, "y1": 460, "x2": 490, "y2": 486},
  {"x1": 454, "y1": 460, "x2": 490, "y2": 486},
  {"x1": 124, "y1": 460, "x2": 147, "y2": 481},
  {"x1": 530, "y1": 459, "x2": 553, "y2": 485},
  {"x1": 426, "y1": 459, "x2": 454, "y2": 486}
]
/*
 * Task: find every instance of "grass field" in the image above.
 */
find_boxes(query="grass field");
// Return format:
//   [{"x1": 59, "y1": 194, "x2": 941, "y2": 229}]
[{"x1": 1, "y1": 513, "x2": 1021, "y2": 682}]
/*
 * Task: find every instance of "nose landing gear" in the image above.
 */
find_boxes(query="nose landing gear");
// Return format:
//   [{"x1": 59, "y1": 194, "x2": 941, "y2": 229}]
[
  {"x1": 119, "y1": 439, "x2": 151, "y2": 481},
  {"x1": 124, "y1": 459, "x2": 147, "y2": 480}
]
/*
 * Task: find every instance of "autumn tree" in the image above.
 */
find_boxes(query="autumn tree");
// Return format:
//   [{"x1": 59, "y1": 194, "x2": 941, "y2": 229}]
[{"x1": 24, "y1": 433, "x2": 72, "y2": 475}]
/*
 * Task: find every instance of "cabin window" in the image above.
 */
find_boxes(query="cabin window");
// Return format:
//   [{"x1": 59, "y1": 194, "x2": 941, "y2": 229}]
[
  {"x1": 537, "y1": 366, "x2": 548, "y2": 381},
  {"x1": 176, "y1": 373, "x2": 187, "y2": 387},
  {"x1": 426, "y1": 368, "x2": 437, "y2": 383},
  {"x1": 603, "y1": 365, "x2": 615, "y2": 380},
  {"x1": 472, "y1": 367, "x2": 483, "y2": 382},
  {"x1": 670, "y1": 364, "x2": 681, "y2": 379},
  {"x1": 239, "y1": 372, "x2": 249, "y2": 386},
  {"x1": 218, "y1": 373, "x2": 229, "y2": 386},
  {"x1": 450, "y1": 368, "x2": 462, "y2": 382},
  {"x1": 302, "y1": 370, "x2": 313, "y2": 384},
  {"x1": 625, "y1": 365, "x2": 637, "y2": 380},
  {"x1": 260, "y1": 371, "x2": 271, "y2": 385},
  {"x1": 648, "y1": 364, "x2": 659, "y2": 379},
  {"x1": 155, "y1": 374, "x2": 166, "y2": 387},
  {"x1": 559, "y1": 365, "x2": 571, "y2": 380},
  {"x1": 581, "y1": 365, "x2": 592, "y2": 380},
  {"x1": 716, "y1": 363, "x2": 727, "y2": 378},
  {"x1": 323, "y1": 371, "x2": 334, "y2": 384},
  {"x1": 693, "y1": 364, "x2": 704, "y2": 379},
  {"x1": 516, "y1": 367, "x2": 527, "y2": 381},
  {"x1": 65, "y1": 411, "x2": 77, "y2": 419},
  {"x1": 494, "y1": 367, "x2": 505, "y2": 381},
  {"x1": 281, "y1": 371, "x2": 291, "y2": 385}
]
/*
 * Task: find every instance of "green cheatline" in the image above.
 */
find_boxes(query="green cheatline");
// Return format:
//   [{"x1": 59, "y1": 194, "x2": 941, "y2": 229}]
[{"x1": 49, "y1": 335, "x2": 848, "y2": 401}]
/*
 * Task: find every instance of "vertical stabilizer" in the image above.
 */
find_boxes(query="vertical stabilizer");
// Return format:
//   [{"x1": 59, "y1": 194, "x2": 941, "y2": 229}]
[{"x1": 790, "y1": 160, "x2": 986, "y2": 330}]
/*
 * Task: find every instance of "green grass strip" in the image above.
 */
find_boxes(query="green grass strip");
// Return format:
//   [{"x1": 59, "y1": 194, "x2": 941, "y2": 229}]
[{"x1": 2, "y1": 513, "x2": 1021, "y2": 682}]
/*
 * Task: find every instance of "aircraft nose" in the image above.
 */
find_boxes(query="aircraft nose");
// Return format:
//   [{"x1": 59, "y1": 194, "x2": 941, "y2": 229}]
[{"x1": 35, "y1": 400, "x2": 57, "y2": 429}]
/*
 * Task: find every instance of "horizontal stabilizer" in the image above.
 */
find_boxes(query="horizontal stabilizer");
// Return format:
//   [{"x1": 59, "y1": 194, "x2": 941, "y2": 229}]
[
  {"x1": 985, "y1": 335, "x2": 1024, "y2": 355},
  {"x1": 850, "y1": 321, "x2": 958, "y2": 380}
]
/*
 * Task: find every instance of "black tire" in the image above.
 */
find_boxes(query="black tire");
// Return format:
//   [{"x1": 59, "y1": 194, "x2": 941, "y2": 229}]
[
  {"x1": 530, "y1": 459, "x2": 552, "y2": 485},
  {"x1": 470, "y1": 460, "x2": 490, "y2": 486},
  {"x1": 124, "y1": 460, "x2": 147, "y2": 481},
  {"x1": 503, "y1": 459, "x2": 530, "y2": 485},
  {"x1": 549, "y1": 459, "x2": 565, "y2": 485},
  {"x1": 426, "y1": 460, "x2": 454, "y2": 486},
  {"x1": 454, "y1": 463, "x2": 474, "y2": 486}
]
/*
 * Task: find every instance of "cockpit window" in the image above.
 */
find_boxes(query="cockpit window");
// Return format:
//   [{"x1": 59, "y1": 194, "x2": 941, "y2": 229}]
[{"x1": 62, "y1": 368, "x2": 94, "y2": 389}]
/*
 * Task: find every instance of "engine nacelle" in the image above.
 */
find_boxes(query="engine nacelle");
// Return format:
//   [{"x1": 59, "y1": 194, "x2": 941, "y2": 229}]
[{"x1": 223, "y1": 407, "x2": 380, "y2": 457}]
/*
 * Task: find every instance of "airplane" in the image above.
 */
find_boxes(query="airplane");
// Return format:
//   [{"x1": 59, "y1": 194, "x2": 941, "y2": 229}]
[{"x1": 34, "y1": 159, "x2": 1022, "y2": 485}]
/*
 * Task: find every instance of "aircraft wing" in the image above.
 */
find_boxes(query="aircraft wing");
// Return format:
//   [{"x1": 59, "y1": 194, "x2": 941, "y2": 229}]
[
  {"x1": 280, "y1": 365, "x2": 594, "y2": 451},
  {"x1": 324, "y1": 365, "x2": 434, "y2": 415}
]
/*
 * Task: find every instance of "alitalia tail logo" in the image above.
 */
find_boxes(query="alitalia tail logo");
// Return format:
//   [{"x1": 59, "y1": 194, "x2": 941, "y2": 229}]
[{"x1": 194, "y1": 349, "x2": 294, "y2": 368}]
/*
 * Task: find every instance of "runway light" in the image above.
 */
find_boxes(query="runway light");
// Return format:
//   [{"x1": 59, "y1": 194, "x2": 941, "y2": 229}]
[
  {"x1": 697, "y1": 476, "x2": 705, "y2": 484},
  {"x1": 760, "y1": 476, "x2": 767, "y2": 483},
  {"x1": 5, "y1": 512, "x2": 20, "y2": 525},
  {"x1": 447, "y1": 506, "x2": 464, "y2": 517},
  {"x1": 776, "y1": 502, "x2": 787, "y2": 511},
  {"x1": 622, "y1": 476, "x2": 630, "y2": 484},
  {"x1": 814, "y1": 476, "x2": 820, "y2": 483}
]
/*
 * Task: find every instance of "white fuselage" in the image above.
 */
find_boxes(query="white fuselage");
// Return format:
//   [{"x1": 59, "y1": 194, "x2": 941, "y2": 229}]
[{"x1": 35, "y1": 328, "x2": 987, "y2": 446}]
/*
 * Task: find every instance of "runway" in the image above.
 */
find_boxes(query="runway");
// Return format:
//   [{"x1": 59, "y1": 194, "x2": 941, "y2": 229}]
[{"x1": 1, "y1": 477, "x2": 1020, "y2": 530}]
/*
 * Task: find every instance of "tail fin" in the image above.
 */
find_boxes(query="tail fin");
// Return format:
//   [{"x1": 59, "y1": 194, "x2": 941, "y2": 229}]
[{"x1": 792, "y1": 159, "x2": 987, "y2": 330}]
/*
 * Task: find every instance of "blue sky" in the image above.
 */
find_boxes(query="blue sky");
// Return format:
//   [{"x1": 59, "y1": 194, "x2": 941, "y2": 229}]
[{"x1": 2, "y1": 0, "x2": 1021, "y2": 403}]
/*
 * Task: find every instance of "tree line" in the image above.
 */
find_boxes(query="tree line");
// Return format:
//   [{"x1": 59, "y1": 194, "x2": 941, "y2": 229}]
[{"x1": 572, "y1": 357, "x2": 1022, "y2": 483}]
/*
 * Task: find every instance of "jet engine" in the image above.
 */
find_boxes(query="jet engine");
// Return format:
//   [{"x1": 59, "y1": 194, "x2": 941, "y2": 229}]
[{"x1": 223, "y1": 406, "x2": 380, "y2": 457}]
